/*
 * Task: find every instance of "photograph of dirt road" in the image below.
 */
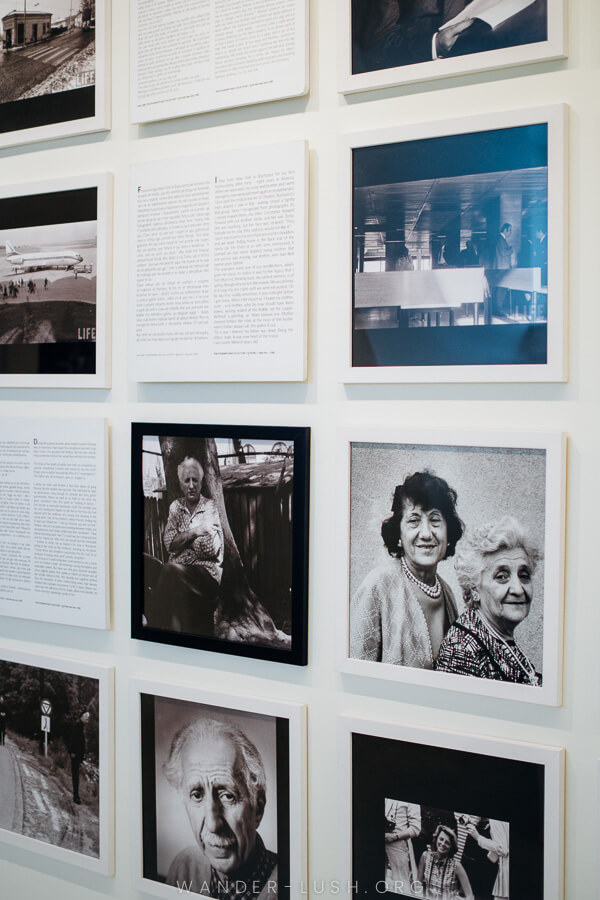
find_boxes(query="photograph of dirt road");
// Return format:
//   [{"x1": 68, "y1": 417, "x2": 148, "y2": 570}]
[
  {"x1": 0, "y1": 658, "x2": 100, "y2": 859},
  {"x1": 0, "y1": 1, "x2": 95, "y2": 106}
]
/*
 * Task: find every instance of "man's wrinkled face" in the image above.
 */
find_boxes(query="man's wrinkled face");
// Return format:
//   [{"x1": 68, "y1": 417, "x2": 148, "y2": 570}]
[
  {"x1": 181, "y1": 735, "x2": 263, "y2": 875},
  {"x1": 179, "y1": 461, "x2": 203, "y2": 507}
]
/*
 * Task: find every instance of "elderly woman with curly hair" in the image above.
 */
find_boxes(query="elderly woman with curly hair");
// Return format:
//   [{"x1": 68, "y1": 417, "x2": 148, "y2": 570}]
[
  {"x1": 350, "y1": 471, "x2": 464, "y2": 669},
  {"x1": 435, "y1": 517, "x2": 542, "y2": 685}
]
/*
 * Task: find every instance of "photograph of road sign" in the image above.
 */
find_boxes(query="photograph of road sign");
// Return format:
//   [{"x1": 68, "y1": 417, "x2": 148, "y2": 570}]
[
  {"x1": 0, "y1": 1, "x2": 109, "y2": 148},
  {"x1": 0, "y1": 647, "x2": 114, "y2": 874}
]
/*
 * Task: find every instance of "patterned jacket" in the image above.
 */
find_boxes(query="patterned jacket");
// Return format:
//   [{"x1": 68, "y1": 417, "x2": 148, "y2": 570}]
[{"x1": 434, "y1": 607, "x2": 542, "y2": 684}]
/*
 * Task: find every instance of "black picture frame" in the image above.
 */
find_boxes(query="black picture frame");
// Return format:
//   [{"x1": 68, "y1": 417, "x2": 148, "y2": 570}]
[{"x1": 131, "y1": 422, "x2": 310, "y2": 666}]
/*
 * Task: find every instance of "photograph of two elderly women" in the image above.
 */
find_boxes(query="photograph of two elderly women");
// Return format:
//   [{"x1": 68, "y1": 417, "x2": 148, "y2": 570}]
[{"x1": 347, "y1": 433, "x2": 564, "y2": 701}]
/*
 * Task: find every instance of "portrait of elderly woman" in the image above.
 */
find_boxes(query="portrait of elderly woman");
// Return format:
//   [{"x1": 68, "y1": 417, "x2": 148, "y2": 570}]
[
  {"x1": 350, "y1": 471, "x2": 464, "y2": 669},
  {"x1": 345, "y1": 434, "x2": 563, "y2": 700},
  {"x1": 435, "y1": 517, "x2": 542, "y2": 685}
]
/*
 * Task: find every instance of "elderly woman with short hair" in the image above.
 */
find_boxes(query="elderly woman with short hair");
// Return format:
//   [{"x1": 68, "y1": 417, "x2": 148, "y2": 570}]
[
  {"x1": 350, "y1": 471, "x2": 464, "y2": 669},
  {"x1": 435, "y1": 517, "x2": 542, "y2": 685},
  {"x1": 155, "y1": 456, "x2": 224, "y2": 636}
]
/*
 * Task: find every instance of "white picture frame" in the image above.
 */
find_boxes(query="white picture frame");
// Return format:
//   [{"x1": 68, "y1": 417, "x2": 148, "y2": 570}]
[
  {"x1": 131, "y1": 678, "x2": 307, "y2": 900},
  {"x1": 0, "y1": 172, "x2": 113, "y2": 389},
  {"x1": 0, "y1": 0, "x2": 111, "y2": 151},
  {"x1": 340, "y1": 715, "x2": 565, "y2": 899},
  {"x1": 130, "y1": 0, "x2": 308, "y2": 124},
  {"x1": 337, "y1": 426, "x2": 566, "y2": 705},
  {"x1": 339, "y1": 104, "x2": 568, "y2": 383},
  {"x1": 130, "y1": 141, "x2": 308, "y2": 384},
  {"x1": 0, "y1": 416, "x2": 110, "y2": 628},
  {"x1": 338, "y1": 0, "x2": 566, "y2": 95},
  {"x1": 0, "y1": 645, "x2": 114, "y2": 875}
]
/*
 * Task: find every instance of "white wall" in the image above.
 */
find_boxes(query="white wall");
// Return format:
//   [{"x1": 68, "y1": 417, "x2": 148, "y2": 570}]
[{"x1": 0, "y1": 0, "x2": 599, "y2": 897}]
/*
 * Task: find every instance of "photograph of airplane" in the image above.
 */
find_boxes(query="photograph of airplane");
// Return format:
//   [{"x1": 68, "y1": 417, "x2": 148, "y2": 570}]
[
  {"x1": 5, "y1": 239, "x2": 84, "y2": 273},
  {"x1": 0, "y1": 219, "x2": 97, "y2": 353}
]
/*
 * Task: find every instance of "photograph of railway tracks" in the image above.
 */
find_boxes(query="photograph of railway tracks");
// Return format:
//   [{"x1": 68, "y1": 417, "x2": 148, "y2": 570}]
[{"x1": 0, "y1": 657, "x2": 100, "y2": 860}]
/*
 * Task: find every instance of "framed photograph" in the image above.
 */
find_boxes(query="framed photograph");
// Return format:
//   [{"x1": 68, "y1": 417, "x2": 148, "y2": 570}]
[
  {"x1": 132, "y1": 679, "x2": 307, "y2": 900},
  {"x1": 338, "y1": 427, "x2": 566, "y2": 705},
  {"x1": 338, "y1": 0, "x2": 566, "y2": 94},
  {"x1": 0, "y1": 416, "x2": 109, "y2": 629},
  {"x1": 130, "y1": 0, "x2": 308, "y2": 124},
  {"x1": 0, "y1": 172, "x2": 112, "y2": 388},
  {"x1": 131, "y1": 423, "x2": 310, "y2": 665},
  {"x1": 0, "y1": 646, "x2": 114, "y2": 874},
  {"x1": 0, "y1": 0, "x2": 110, "y2": 150},
  {"x1": 340, "y1": 105, "x2": 567, "y2": 383},
  {"x1": 340, "y1": 716, "x2": 564, "y2": 899}
]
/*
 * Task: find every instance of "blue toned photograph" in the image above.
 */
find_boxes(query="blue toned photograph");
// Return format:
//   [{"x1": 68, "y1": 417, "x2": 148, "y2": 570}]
[
  {"x1": 352, "y1": 124, "x2": 549, "y2": 370},
  {"x1": 351, "y1": 0, "x2": 548, "y2": 76}
]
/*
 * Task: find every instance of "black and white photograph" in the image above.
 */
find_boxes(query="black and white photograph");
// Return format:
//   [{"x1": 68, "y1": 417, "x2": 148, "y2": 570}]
[
  {"x1": 341, "y1": 718, "x2": 563, "y2": 899},
  {"x1": 0, "y1": 648, "x2": 113, "y2": 873},
  {"x1": 338, "y1": 0, "x2": 565, "y2": 92},
  {"x1": 0, "y1": 1, "x2": 108, "y2": 147},
  {"x1": 0, "y1": 173, "x2": 111, "y2": 387},
  {"x1": 339, "y1": 428, "x2": 565, "y2": 704},
  {"x1": 383, "y1": 798, "x2": 509, "y2": 899},
  {"x1": 1, "y1": 220, "x2": 96, "y2": 344},
  {"x1": 135, "y1": 683, "x2": 306, "y2": 900},
  {"x1": 131, "y1": 423, "x2": 310, "y2": 665},
  {"x1": 341, "y1": 107, "x2": 567, "y2": 382}
]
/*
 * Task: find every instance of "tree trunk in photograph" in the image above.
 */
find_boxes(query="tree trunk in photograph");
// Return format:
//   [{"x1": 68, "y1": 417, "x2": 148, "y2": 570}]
[
  {"x1": 159, "y1": 436, "x2": 290, "y2": 648},
  {"x1": 232, "y1": 438, "x2": 247, "y2": 465}
]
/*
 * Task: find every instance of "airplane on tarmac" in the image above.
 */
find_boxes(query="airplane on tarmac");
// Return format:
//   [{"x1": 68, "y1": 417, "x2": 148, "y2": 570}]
[{"x1": 4, "y1": 239, "x2": 84, "y2": 273}]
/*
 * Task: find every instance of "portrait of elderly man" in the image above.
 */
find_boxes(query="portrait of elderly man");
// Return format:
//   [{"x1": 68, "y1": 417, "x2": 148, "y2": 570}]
[
  {"x1": 164, "y1": 716, "x2": 277, "y2": 900},
  {"x1": 156, "y1": 456, "x2": 224, "y2": 636}
]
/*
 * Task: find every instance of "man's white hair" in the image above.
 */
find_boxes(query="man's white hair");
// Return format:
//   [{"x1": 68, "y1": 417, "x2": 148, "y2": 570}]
[
  {"x1": 177, "y1": 456, "x2": 203, "y2": 486},
  {"x1": 163, "y1": 716, "x2": 266, "y2": 808}
]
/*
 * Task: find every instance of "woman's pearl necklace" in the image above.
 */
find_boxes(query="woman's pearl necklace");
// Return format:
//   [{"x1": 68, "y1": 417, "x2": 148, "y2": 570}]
[{"x1": 401, "y1": 556, "x2": 442, "y2": 599}]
